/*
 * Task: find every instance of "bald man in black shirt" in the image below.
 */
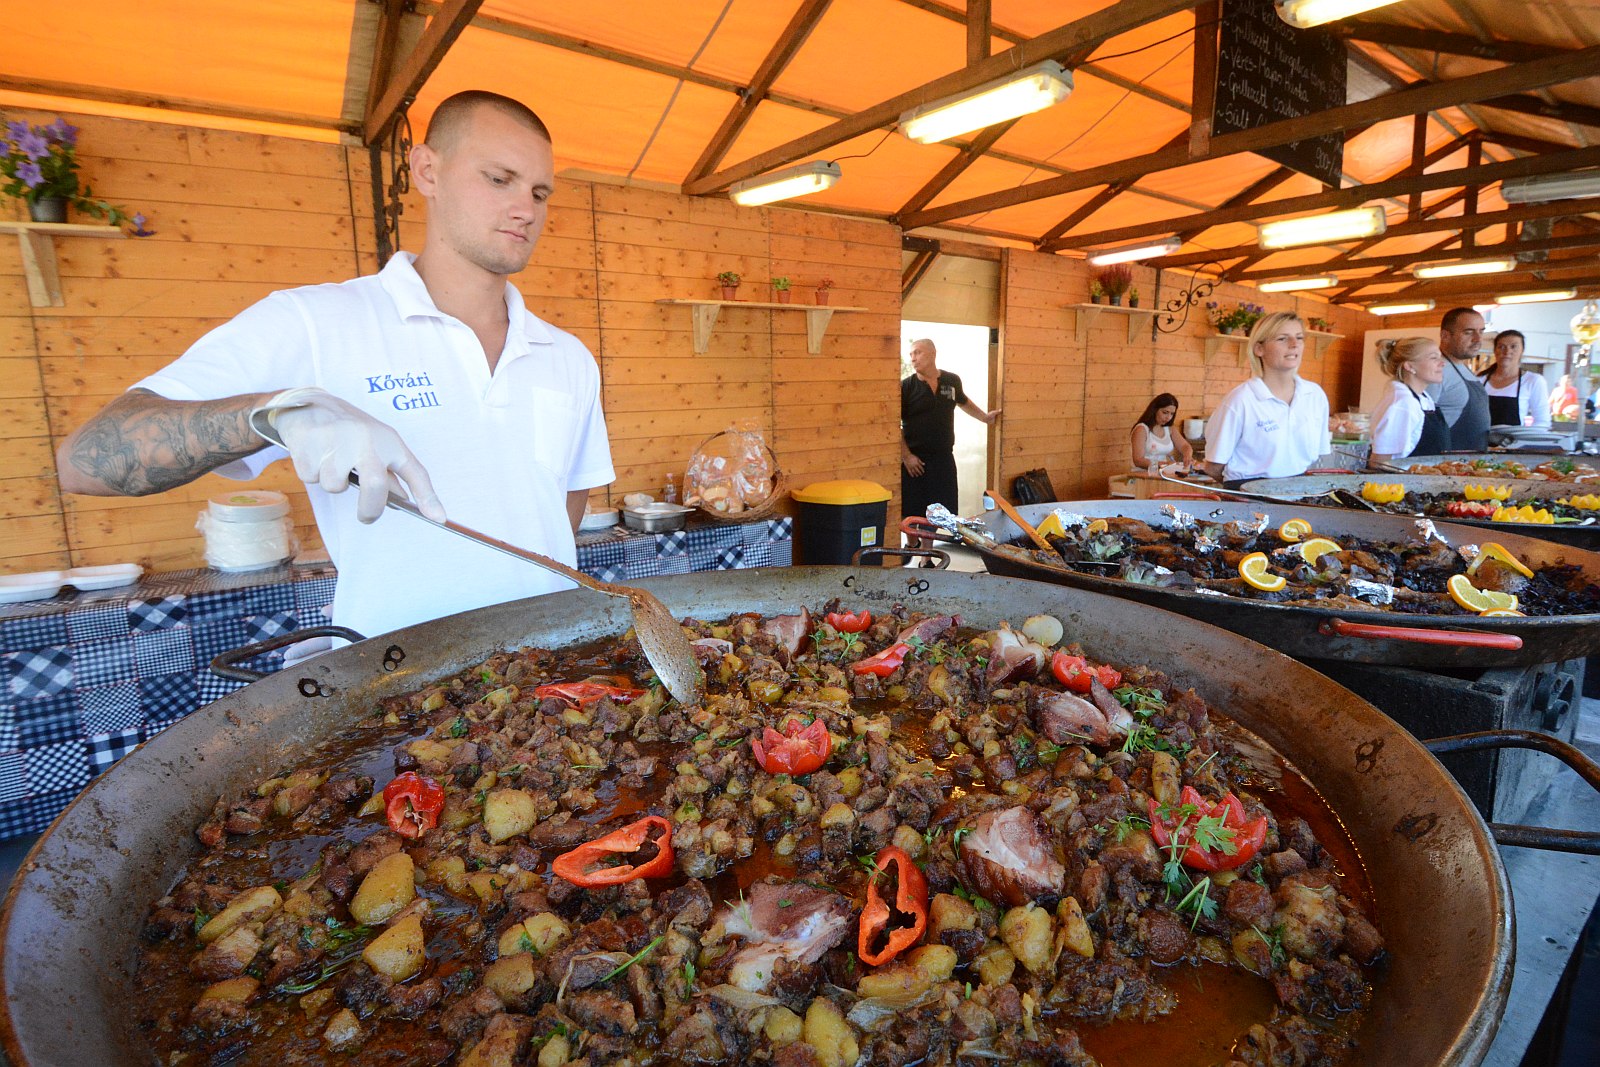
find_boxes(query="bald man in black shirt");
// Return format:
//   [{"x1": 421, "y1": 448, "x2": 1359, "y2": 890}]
[{"x1": 901, "y1": 338, "x2": 998, "y2": 555}]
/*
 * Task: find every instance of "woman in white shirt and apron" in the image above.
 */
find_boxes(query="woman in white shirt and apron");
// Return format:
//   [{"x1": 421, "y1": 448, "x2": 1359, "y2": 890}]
[
  {"x1": 1370, "y1": 337, "x2": 1449, "y2": 465},
  {"x1": 1130, "y1": 392, "x2": 1194, "y2": 474},
  {"x1": 1479, "y1": 329, "x2": 1551, "y2": 429}
]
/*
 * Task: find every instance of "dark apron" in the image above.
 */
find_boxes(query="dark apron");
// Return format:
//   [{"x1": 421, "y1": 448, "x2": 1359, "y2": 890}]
[
  {"x1": 1447, "y1": 360, "x2": 1491, "y2": 450},
  {"x1": 1486, "y1": 373, "x2": 1522, "y2": 427},
  {"x1": 1407, "y1": 386, "x2": 1451, "y2": 457}
]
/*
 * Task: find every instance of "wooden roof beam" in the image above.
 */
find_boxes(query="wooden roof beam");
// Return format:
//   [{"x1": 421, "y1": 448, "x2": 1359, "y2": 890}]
[
  {"x1": 906, "y1": 44, "x2": 1600, "y2": 232},
  {"x1": 1377, "y1": 264, "x2": 1600, "y2": 303},
  {"x1": 1238, "y1": 231, "x2": 1600, "y2": 283},
  {"x1": 683, "y1": 0, "x2": 833, "y2": 184},
  {"x1": 1325, "y1": 20, "x2": 1562, "y2": 63},
  {"x1": 895, "y1": 120, "x2": 1016, "y2": 220},
  {"x1": 967, "y1": 0, "x2": 992, "y2": 66},
  {"x1": 902, "y1": 249, "x2": 939, "y2": 300},
  {"x1": 683, "y1": 0, "x2": 1203, "y2": 196},
  {"x1": 1477, "y1": 94, "x2": 1600, "y2": 130},
  {"x1": 1034, "y1": 132, "x2": 1190, "y2": 247},
  {"x1": 0, "y1": 75, "x2": 357, "y2": 134},
  {"x1": 365, "y1": 0, "x2": 483, "y2": 144},
  {"x1": 1482, "y1": 130, "x2": 1584, "y2": 155}
]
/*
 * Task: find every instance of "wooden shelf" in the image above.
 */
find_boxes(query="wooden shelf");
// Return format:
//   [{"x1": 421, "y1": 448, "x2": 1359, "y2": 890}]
[
  {"x1": 656, "y1": 298, "x2": 868, "y2": 355},
  {"x1": 1064, "y1": 302, "x2": 1160, "y2": 344},
  {"x1": 1205, "y1": 328, "x2": 1347, "y2": 366},
  {"x1": 0, "y1": 220, "x2": 125, "y2": 307}
]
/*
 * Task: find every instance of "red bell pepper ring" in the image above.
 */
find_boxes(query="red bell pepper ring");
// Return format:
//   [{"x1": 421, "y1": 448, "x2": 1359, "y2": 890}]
[
  {"x1": 534, "y1": 680, "x2": 645, "y2": 707},
  {"x1": 383, "y1": 772, "x2": 445, "y2": 839},
  {"x1": 552, "y1": 815, "x2": 675, "y2": 887},
  {"x1": 1147, "y1": 786, "x2": 1269, "y2": 872},
  {"x1": 1050, "y1": 652, "x2": 1123, "y2": 694},
  {"x1": 852, "y1": 642, "x2": 911, "y2": 678},
  {"x1": 750, "y1": 717, "x2": 833, "y2": 776},
  {"x1": 826, "y1": 610, "x2": 872, "y2": 634},
  {"x1": 858, "y1": 845, "x2": 929, "y2": 967}
]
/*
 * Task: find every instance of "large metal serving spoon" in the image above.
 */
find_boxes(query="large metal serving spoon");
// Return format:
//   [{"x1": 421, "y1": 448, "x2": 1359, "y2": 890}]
[{"x1": 340, "y1": 473, "x2": 705, "y2": 705}]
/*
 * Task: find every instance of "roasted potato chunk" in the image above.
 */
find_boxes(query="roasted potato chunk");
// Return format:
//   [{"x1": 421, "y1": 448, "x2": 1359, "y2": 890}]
[{"x1": 349, "y1": 853, "x2": 415, "y2": 926}]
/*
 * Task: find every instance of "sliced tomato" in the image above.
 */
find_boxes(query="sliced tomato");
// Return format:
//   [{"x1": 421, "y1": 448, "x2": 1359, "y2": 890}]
[
  {"x1": 382, "y1": 772, "x2": 445, "y2": 839},
  {"x1": 1050, "y1": 651, "x2": 1123, "y2": 694},
  {"x1": 750, "y1": 716, "x2": 833, "y2": 775},
  {"x1": 533, "y1": 680, "x2": 644, "y2": 707},
  {"x1": 1148, "y1": 786, "x2": 1269, "y2": 872},
  {"x1": 825, "y1": 610, "x2": 872, "y2": 634},
  {"x1": 852, "y1": 642, "x2": 911, "y2": 678}
]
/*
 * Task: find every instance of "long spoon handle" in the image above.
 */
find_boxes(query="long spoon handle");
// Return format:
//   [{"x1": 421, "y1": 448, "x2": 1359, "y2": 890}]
[{"x1": 985, "y1": 488, "x2": 1054, "y2": 551}]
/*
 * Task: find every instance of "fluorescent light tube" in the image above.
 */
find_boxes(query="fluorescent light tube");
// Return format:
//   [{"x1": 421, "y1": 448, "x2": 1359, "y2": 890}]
[
  {"x1": 728, "y1": 161, "x2": 841, "y2": 206},
  {"x1": 1501, "y1": 170, "x2": 1600, "y2": 204},
  {"x1": 1496, "y1": 289, "x2": 1578, "y2": 305},
  {"x1": 1086, "y1": 237, "x2": 1181, "y2": 266},
  {"x1": 1258, "y1": 207, "x2": 1386, "y2": 249},
  {"x1": 1276, "y1": 0, "x2": 1404, "y2": 29},
  {"x1": 1367, "y1": 300, "x2": 1436, "y2": 315},
  {"x1": 900, "y1": 62, "x2": 1074, "y2": 144},
  {"x1": 1258, "y1": 275, "x2": 1339, "y2": 293},
  {"x1": 1411, "y1": 257, "x2": 1519, "y2": 279}
]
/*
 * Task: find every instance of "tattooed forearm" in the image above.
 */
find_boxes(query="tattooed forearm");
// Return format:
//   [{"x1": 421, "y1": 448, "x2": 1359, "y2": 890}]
[{"x1": 57, "y1": 389, "x2": 275, "y2": 496}]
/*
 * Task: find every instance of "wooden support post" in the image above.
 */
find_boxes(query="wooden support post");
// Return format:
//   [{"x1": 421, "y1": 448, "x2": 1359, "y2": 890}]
[{"x1": 1189, "y1": 1, "x2": 1219, "y2": 158}]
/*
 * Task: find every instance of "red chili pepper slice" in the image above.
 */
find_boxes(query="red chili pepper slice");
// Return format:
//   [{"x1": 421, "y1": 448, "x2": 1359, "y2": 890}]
[
  {"x1": 750, "y1": 717, "x2": 833, "y2": 776},
  {"x1": 383, "y1": 772, "x2": 445, "y2": 839},
  {"x1": 825, "y1": 610, "x2": 872, "y2": 634},
  {"x1": 1147, "y1": 786, "x2": 1269, "y2": 872},
  {"x1": 552, "y1": 815, "x2": 675, "y2": 887},
  {"x1": 858, "y1": 845, "x2": 929, "y2": 966},
  {"x1": 1050, "y1": 651, "x2": 1123, "y2": 694},
  {"x1": 534, "y1": 680, "x2": 645, "y2": 707},
  {"x1": 851, "y1": 642, "x2": 911, "y2": 678}
]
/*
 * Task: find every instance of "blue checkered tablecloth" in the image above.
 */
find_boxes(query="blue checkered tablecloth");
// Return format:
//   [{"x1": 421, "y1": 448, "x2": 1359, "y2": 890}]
[{"x1": 0, "y1": 517, "x2": 790, "y2": 840}]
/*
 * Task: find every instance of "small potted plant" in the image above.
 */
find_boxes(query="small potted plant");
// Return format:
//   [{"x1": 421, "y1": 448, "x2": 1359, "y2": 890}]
[
  {"x1": 1308, "y1": 315, "x2": 1332, "y2": 331},
  {"x1": 1128, "y1": 287, "x2": 1141, "y2": 309},
  {"x1": 814, "y1": 277, "x2": 834, "y2": 305},
  {"x1": 771, "y1": 276, "x2": 792, "y2": 304},
  {"x1": 1208, "y1": 301, "x2": 1264, "y2": 336},
  {"x1": 2, "y1": 116, "x2": 143, "y2": 227},
  {"x1": 1089, "y1": 281, "x2": 1104, "y2": 305},
  {"x1": 716, "y1": 271, "x2": 741, "y2": 300},
  {"x1": 1094, "y1": 263, "x2": 1133, "y2": 307}
]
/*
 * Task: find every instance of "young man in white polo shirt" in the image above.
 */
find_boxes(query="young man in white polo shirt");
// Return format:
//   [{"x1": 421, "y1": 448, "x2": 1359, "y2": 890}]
[
  {"x1": 1203, "y1": 311, "x2": 1330, "y2": 486},
  {"x1": 55, "y1": 91, "x2": 614, "y2": 640}
]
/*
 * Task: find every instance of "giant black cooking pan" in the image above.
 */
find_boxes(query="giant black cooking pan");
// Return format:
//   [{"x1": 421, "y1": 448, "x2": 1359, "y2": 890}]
[
  {"x1": 1238, "y1": 473, "x2": 1600, "y2": 548},
  {"x1": 956, "y1": 499, "x2": 1600, "y2": 670},
  {"x1": 0, "y1": 567, "x2": 1591, "y2": 1066}
]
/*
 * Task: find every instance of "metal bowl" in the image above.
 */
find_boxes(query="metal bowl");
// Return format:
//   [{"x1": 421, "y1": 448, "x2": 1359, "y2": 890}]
[{"x1": 622, "y1": 503, "x2": 692, "y2": 533}]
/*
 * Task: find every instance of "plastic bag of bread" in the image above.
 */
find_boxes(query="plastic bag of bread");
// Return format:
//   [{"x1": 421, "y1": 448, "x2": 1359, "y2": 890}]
[{"x1": 684, "y1": 423, "x2": 777, "y2": 517}]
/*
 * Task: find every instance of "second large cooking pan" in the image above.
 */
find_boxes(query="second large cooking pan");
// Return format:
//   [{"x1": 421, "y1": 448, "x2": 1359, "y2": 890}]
[
  {"x1": 1, "y1": 566, "x2": 1586, "y2": 1066},
  {"x1": 955, "y1": 499, "x2": 1600, "y2": 669},
  {"x1": 1238, "y1": 473, "x2": 1600, "y2": 548}
]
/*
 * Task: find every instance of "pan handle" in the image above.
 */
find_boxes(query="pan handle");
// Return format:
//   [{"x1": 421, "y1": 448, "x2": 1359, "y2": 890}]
[
  {"x1": 852, "y1": 546, "x2": 949, "y2": 568},
  {"x1": 900, "y1": 515, "x2": 963, "y2": 544},
  {"x1": 1152, "y1": 492, "x2": 1223, "y2": 500},
  {"x1": 1425, "y1": 729, "x2": 1600, "y2": 855},
  {"x1": 1317, "y1": 616, "x2": 1523, "y2": 651},
  {"x1": 210, "y1": 624, "x2": 368, "y2": 683}
]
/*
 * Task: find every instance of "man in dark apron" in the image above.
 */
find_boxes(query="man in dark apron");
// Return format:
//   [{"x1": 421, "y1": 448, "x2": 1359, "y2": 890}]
[{"x1": 1427, "y1": 307, "x2": 1490, "y2": 451}]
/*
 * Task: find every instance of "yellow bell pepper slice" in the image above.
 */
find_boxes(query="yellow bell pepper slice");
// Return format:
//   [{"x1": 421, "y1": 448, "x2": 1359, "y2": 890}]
[
  {"x1": 1360, "y1": 482, "x2": 1405, "y2": 504},
  {"x1": 1462, "y1": 483, "x2": 1513, "y2": 501}
]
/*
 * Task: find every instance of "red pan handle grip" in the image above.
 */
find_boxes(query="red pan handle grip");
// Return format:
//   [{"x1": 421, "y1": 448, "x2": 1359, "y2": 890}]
[
  {"x1": 1152, "y1": 492, "x2": 1223, "y2": 500},
  {"x1": 1318, "y1": 617, "x2": 1523, "y2": 650},
  {"x1": 901, "y1": 515, "x2": 956, "y2": 542}
]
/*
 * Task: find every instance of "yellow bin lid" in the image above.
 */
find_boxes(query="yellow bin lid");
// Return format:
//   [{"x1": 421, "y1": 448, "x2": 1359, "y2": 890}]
[{"x1": 792, "y1": 479, "x2": 891, "y2": 505}]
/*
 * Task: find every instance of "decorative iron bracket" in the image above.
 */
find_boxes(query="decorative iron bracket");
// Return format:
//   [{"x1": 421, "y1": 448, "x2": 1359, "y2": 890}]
[
  {"x1": 368, "y1": 103, "x2": 415, "y2": 267},
  {"x1": 1153, "y1": 261, "x2": 1225, "y2": 335}
]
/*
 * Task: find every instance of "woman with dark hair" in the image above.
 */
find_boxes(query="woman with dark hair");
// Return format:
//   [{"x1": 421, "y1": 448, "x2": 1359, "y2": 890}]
[
  {"x1": 1480, "y1": 330, "x2": 1550, "y2": 429},
  {"x1": 1130, "y1": 393, "x2": 1193, "y2": 473}
]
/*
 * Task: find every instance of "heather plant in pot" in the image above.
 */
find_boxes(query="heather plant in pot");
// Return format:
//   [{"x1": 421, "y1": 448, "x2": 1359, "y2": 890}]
[
  {"x1": 1094, "y1": 263, "x2": 1133, "y2": 306},
  {"x1": 815, "y1": 277, "x2": 833, "y2": 305}
]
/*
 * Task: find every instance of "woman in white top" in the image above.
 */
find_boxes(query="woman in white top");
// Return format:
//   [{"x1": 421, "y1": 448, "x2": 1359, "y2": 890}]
[
  {"x1": 1370, "y1": 336, "x2": 1448, "y2": 465},
  {"x1": 1130, "y1": 392, "x2": 1194, "y2": 473},
  {"x1": 1203, "y1": 311, "x2": 1331, "y2": 485},
  {"x1": 1480, "y1": 329, "x2": 1551, "y2": 429}
]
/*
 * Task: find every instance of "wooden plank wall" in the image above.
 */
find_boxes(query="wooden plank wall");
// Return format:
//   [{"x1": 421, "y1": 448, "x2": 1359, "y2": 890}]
[
  {"x1": 998, "y1": 249, "x2": 1375, "y2": 500},
  {"x1": 1, "y1": 108, "x2": 903, "y2": 574}
]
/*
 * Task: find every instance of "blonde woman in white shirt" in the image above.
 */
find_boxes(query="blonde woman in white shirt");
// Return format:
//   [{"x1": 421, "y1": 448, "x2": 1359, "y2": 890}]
[
  {"x1": 1203, "y1": 311, "x2": 1331, "y2": 485},
  {"x1": 1370, "y1": 337, "x2": 1448, "y2": 466}
]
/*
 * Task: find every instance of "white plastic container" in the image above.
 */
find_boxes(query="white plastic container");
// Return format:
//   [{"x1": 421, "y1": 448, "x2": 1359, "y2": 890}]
[{"x1": 196, "y1": 490, "x2": 296, "y2": 572}]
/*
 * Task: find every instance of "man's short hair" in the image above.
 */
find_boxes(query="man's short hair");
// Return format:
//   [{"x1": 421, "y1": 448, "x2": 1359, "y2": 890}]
[
  {"x1": 1440, "y1": 306, "x2": 1482, "y2": 332},
  {"x1": 424, "y1": 91, "x2": 551, "y2": 154}
]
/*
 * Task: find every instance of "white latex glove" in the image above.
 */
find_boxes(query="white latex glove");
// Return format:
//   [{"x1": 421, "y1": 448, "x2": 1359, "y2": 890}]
[{"x1": 250, "y1": 387, "x2": 445, "y2": 524}]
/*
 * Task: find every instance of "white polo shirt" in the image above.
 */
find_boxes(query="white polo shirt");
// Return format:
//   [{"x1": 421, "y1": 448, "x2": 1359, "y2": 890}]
[
  {"x1": 1205, "y1": 376, "x2": 1331, "y2": 482},
  {"x1": 136, "y1": 253, "x2": 614, "y2": 639},
  {"x1": 1370, "y1": 380, "x2": 1434, "y2": 457}
]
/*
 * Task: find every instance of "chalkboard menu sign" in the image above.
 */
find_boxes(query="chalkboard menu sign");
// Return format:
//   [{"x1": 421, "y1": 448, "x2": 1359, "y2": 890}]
[{"x1": 1212, "y1": 0, "x2": 1346, "y2": 187}]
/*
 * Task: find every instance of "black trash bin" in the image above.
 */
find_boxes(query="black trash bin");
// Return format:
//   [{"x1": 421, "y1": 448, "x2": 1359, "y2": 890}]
[{"x1": 791, "y1": 480, "x2": 891, "y2": 565}]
